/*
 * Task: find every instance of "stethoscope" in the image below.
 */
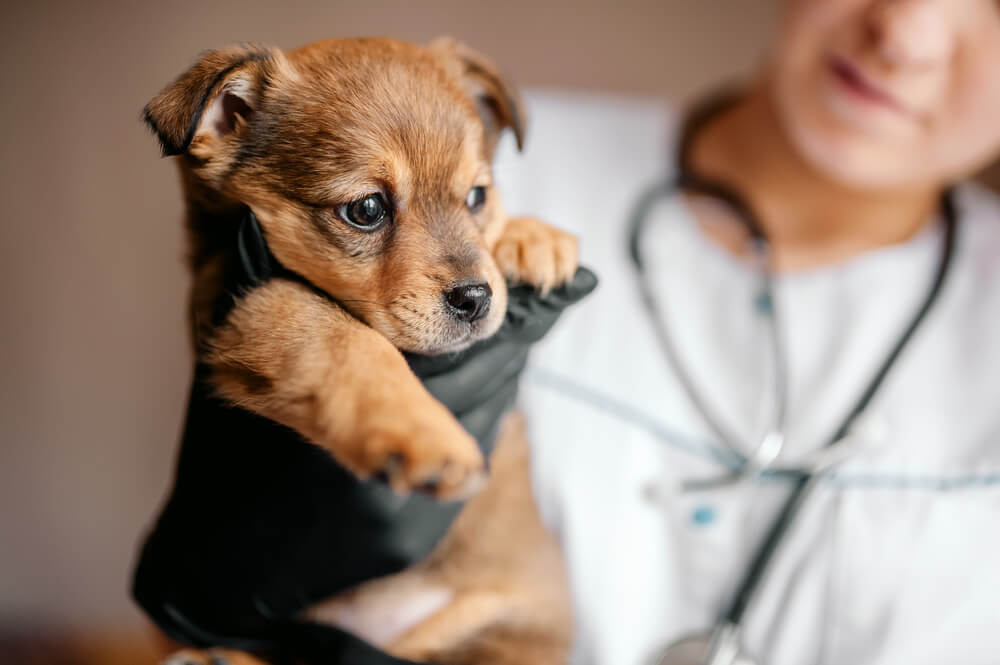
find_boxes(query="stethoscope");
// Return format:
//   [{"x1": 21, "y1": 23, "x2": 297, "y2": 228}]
[{"x1": 628, "y1": 102, "x2": 958, "y2": 665}]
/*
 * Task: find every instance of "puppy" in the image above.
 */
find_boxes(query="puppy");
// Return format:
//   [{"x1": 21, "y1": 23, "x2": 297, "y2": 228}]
[{"x1": 145, "y1": 38, "x2": 576, "y2": 663}]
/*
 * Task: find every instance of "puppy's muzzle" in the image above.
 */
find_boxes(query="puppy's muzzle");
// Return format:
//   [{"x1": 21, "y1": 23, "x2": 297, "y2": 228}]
[{"x1": 444, "y1": 281, "x2": 492, "y2": 323}]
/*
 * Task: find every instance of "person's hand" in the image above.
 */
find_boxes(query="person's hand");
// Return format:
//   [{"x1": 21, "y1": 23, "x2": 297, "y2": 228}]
[{"x1": 407, "y1": 267, "x2": 598, "y2": 448}]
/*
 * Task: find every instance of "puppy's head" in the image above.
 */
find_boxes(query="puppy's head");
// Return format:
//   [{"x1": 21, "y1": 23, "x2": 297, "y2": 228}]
[{"x1": 145, "y1": 38, "x2": 525, "y2": 354}]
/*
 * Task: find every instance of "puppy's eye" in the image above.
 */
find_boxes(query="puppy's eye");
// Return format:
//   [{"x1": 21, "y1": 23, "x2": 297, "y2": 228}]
[
  {"x1": 339, "y1": 193, "x2": 391, "y2": 231},
  {"x1": 466, "y1": 186, "x2": 487, "y2": 214}
]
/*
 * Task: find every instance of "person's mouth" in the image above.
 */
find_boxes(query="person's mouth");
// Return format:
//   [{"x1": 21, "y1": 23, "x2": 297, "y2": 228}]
[{"x1": 827, "y1": 53, "x2": 912, "y2": 118}]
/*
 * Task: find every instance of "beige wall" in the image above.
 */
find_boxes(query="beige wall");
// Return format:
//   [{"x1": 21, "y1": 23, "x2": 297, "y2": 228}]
[{"x1": 0, "y1": 0, "x2": 778, "y2": 630}]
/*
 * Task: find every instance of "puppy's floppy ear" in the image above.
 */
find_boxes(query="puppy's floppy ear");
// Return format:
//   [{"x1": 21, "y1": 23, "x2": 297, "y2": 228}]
[
  {"x1": 143, "y1": 44, "x2": 278, "y2": 157},
  {"x1": 429, "y1": 37, "x2": 526, "y2": 155}
]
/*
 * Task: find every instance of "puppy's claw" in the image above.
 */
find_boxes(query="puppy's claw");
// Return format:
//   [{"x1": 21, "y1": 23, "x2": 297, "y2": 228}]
[
  {"x1": 451, "y1": 468, "x2": 487, "y2": 499},
  {"x1": 415, "y1": 463, "x2": 486, "y2": 501},
  {"x1": 373, "y1": 452, "x2": 408, "y2": 491},
  {"x1": 431, "y1": 465, "x2": 486, "y2": 501},
  {"x1": 415, "y1": 477, "x2": 442, "y2": 495}
]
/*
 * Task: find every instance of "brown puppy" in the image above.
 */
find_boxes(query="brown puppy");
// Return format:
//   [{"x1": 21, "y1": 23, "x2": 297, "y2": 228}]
[{"x1": 146, "y1": 38, "x2": 575, "y2": 663}]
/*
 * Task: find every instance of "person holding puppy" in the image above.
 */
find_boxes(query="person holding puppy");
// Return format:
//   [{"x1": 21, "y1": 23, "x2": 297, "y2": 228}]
[
  {"x1": 459, "y1": 0, "x2": 1000, "y2": 663},
  {"x1": 136, "y1": 1, "x2": 1000, "y2": 664}
]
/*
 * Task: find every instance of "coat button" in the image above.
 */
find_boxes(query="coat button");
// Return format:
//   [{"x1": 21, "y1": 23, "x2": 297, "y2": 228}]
[{"x1": 690, "y1": 504, "x2": 716, "y2": 526}]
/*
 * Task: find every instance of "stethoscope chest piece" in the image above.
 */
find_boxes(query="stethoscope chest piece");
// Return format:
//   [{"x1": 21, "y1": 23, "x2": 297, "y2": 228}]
[{"x1": 654, "y1": 624, "x2": 757, "y2": 665}]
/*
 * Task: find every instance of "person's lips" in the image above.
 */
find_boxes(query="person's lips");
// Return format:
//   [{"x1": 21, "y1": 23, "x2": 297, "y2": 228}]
[{"x1": 827, "y1": 54, "x2": 912, "y2": 117}]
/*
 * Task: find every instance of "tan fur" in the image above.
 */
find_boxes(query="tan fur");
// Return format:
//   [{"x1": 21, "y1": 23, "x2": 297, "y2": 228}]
[{"x1": 148, "y1": 37, "x2": 574, "y2": 664}]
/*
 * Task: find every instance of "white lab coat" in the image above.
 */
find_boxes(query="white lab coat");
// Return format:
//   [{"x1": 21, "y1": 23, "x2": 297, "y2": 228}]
[{"x1": 494, "y1": 91, "x2": 1000, "y2": 665}]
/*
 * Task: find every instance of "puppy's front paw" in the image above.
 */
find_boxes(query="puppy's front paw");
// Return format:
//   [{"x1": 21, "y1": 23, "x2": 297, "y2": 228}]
[
  {"x1": 343, "y1": 407, "x2": 486, "y2": 501},
  {"x1": 493, "y1": 216, "x2": 579, "y2": 294}
]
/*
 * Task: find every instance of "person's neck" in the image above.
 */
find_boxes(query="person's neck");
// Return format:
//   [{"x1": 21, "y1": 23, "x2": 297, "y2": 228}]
[{"x1": 688, "y1": 88, "x2": 943, "y2": 271}]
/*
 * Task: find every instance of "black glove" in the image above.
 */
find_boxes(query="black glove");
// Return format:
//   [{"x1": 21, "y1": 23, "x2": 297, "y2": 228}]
[{"x1": 407, "y1": 266, "x2": 598, "y2": 449}]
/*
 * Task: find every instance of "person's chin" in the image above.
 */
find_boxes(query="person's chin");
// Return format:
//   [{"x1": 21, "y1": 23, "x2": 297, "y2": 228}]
[
  {"x1": 775, "y1": 78, "x2": 925, "y2": 187},
  {"x1": 788, "y1": 110, "x2": 920, "y2": 188}
]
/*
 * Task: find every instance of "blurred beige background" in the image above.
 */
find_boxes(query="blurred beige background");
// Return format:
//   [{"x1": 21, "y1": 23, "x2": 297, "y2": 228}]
[{"x1": 0, "y1": 0, "x2": 780, "y2": 642}]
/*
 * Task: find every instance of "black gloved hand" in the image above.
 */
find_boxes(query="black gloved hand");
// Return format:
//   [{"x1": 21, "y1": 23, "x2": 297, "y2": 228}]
[{"x1": 407, "y1": 267, "x2": 599, "y2": 449}]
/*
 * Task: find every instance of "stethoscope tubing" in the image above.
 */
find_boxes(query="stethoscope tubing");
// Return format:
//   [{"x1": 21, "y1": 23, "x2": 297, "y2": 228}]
[{"x1": 628, "y1": 175, "x2": 958, "y2": 634}]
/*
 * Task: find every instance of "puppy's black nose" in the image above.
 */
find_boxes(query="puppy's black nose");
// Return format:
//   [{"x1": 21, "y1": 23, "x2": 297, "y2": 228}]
[{"x1": 444, "y1": 282, "x2": 492, "y2": 323}]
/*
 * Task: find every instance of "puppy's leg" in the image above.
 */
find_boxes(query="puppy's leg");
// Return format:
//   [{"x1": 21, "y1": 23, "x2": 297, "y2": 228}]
[
  {"x1": 492, "y1": 216, "x2": 578, "y2": 294},
  {"x1": 203, "y1": 278, "x2": 485, "y2": 499},
  {"x1": 391, "y1": 415, "x2": 572, "y2": 664}
]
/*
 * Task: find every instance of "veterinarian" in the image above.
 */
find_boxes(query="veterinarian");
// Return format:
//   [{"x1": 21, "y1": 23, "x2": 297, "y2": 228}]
[
  {"x1": 133, "y1": 2, "x2": 1000, "y2": 664},
  {"x1": 451, "y1": 1, "x2": 1000, "y2": 663}
]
